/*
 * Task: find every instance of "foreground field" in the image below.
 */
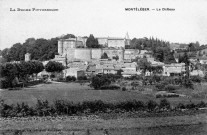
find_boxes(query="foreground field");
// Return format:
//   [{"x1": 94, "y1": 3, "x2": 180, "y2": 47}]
[
  {"x1": 0, "y1": 82, "x2": 207, "y2": 106},
  {"x1": 0, "y1": 114, "x2": 207, "y2": 135}
]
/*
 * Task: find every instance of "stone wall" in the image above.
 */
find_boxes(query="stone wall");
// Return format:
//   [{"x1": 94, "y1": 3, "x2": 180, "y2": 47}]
[
  {"x1": 108, "y1": 39, "x2": 125, "y2": 48},
  {"x1": 102, "y1": 49, "x2": 124, "y2": 61},
  {"x1": 91, "y1": 49, "x2": 102, "y2": 59},
  {"x1": 74, "y1": 48, "x2": 92, "y2": 60}
]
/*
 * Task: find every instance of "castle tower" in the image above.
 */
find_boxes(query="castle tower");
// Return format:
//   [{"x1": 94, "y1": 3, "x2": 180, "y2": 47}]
[
  {"x1": 25, "y1": 53, "x2": 31, "y2": 61},
  {"x1": 58, "y1": 39, "x2": 64, "y2": 55},
  {"x1": 125, "y1": 32, "x2": 131, "y2": 46}
]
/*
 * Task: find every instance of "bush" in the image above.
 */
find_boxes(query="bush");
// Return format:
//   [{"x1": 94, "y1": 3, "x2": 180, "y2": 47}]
[
  {"x1": 100, "y1": 84, "x2": 120, "y2": 90},
  {"x1": 176, "y1": 103, "x2": 186, "y2": 110},
  {"x1": 90, "y1": 75, "x2": 111, "y2": 89},
  {"x1": 156, "y1": 93, "x2": 179, "y2": 98},
  {"x1": 164, "y1": 84, "x2": 179, "y2": 92},
  {"x1": 159, "y1": 99, "x2": 171, "y2": 110},
  {"x1": 190, "y1": 76, "x2": 202, "y2": 83},
  {"x1": 0, "y1": 98, "x2": 206, "y2": 118},
  {"x1": 196, "y1": 101, "x2": 206, "y2": 108},
  {"x1": 152, "y1": 75, "x2": 161, "y2": 83},
  {"x1": 186, "y1": 103, "x2": 196, "y2": 110},
  {"x1": 66, "y1": 76, "x2": 76, "y2": 82},
  {"x1": 147, "y1": 100, "x2": 158, "y2": 112},
  {"x1": 122, "y1": 87, "x2": 127, "y2": 91},
  {"x1": 181, "y1": 77, "x2": 194, "y2": 89},
  {"x1": 155, "y1": 83, "x2": 166, "y2": 91},
  {"x1": 77, "y1": 76, "x2": 87, "y2": 80},
  {"x1": 0, "y1": 79, "x2": 11, "y2": 89}
]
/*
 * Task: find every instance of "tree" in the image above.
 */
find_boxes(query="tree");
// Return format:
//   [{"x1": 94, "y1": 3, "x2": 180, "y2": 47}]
[
  {"x1": 45, "y1": 61, "x2": 64, "y2": 73},
  {"x1": 112, "y1": 55, "x2": 119, "y2": 61},
  {"x1": 1, "y1": 63, "x2": 17, "y2": 87},
  {"x1": 1, "y1": 48, "x2": 10, "y2": 62},
  {"x1": 101, "y1": 53, "x2": 109, "y2": 59},
  {"x1": 181, "y1": 52, "x2": 190, "y2": 78},
  {"x1": 61, "y1": 34, "x2": 75, "y2": 39},
  {"x1": 86, "y1": 34, "x2": 100, "y2": 48},
  {"x1": 30, "y1": 61, "x2": 44, "y2": 79},
  {"x1": 164, "y1": 51, "x2": 176, "y2": 64},
  {"x1": 137, "y1": 57, "x2": 151, "y2": 75},
  {"x1": 90, "y1": 75, "x2": 111, "y2": 89}
]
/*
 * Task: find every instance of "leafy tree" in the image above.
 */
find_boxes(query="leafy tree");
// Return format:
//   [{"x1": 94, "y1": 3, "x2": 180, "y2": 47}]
[
  {"x1": 30, "y1": 61, "x2": 44, "y2": 79},
  {"x1": 112, "y1": 55, "x2": 119, "y2": 61},
  {"x1": 90, "y1": 75, "x2": 111, "y2": 89},
  {"x1": 61, "y1": 34, "x2": 75, "y2": 39},
  {"x1": 1, "y1": 48, "x2": 10, "y2": 62},
  {"x1": 0, "y1": 63, "x2": 17, "y2": 87},
  {"x1": 180, "y1": 52, "x2": 190, "y2": 78},
  {"x1": 8, "y1": 43, "x2": 22, "y2": 61},
  {"x1": 137, "y1": 57, "x2": 151, "y2": 75},
  {"x1": 130, "y1": 38, "x2": 143, "y2": 50},
  {"x1": 154, "y1": 47, "x2": 164, "y2": 62},
  {"x1": 86, "y1": 34, "x2": 100, "y2": 48},
  {"x1": 101, "y1": 52, "x2": 108, "y2": 59},
  {"x1": 45, "y1": 61, "x2": 64, "y2": 73}
]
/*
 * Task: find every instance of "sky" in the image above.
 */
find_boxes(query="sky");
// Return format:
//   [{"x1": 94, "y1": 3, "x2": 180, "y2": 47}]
[{"x1": 0, "y1": 0, "x2": 207, "y2": 50}]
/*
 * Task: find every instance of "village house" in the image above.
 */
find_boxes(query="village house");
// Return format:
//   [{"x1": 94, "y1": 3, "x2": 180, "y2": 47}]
[{"x1": 163, "y1": 63, "x2": 185, "y2": 76}]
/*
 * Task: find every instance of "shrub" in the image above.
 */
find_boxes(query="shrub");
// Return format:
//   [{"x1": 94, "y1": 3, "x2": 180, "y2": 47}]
[
  {"x1": 66, "y1": 76, "x2": 76, "y2": 82},
  {"x1": 90, "y1": 75, "x2": 111, "y2": 89},
  {"x1": 77, "y1": 76, "x2": 87, "y2": 80},
  {"x1": 100, "y1": 84, "x2": 120, "y2": 90},
  {"x1": 155, "y1": 83, "x2": 166, "y2": 91},
  {"x1": 186, "y1": 103, "x2": 196, "y2": 110},
  {"x1": 0, "y1": 79, "x2": 11, "y2": 89},
  {"x1": 204, "y1": 73, "x2": 207, "y2": 82},
  {"x1": 196, "y1": 101, "x2": 206, "y2": 108},
  {"x1": 181, "y1": 77, "x2": 194, "y2": 89},
  {"x1": 156, "y1": 93, "x2": 179, "y2": 98},
  {"x1": 159, "y1": 99, "x2": 171, "y2": 110},
  {"x1": 122, "y1": 87, "x2": 127, "y2": 91},
  {"x1": 153, "y1": 75, "x2": 161, "y2": 82},
  {"x1": 190, "y1": 76, "x2": 202, "y2": 83},
  {"x1": 164, "y1": 84, "x2": 179, "y2": 92},
  {"x1": 176, "y1": 103, "x2": 186, "y2": 110},
  {"x1": 50, "y1": 74, "x2": 55, "y2": 78},
  {"x1": 147, "y1": 100, "x2": 158, "y2": 112}
]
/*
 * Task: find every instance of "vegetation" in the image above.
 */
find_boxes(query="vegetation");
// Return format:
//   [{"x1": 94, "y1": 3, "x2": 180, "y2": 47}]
[
  {"x1": 101, "y1": 52, "x2": 109, "y2": 59},
  {"x1": 86, "y1": 34, "x2": 100, "y2": 48},
  {"x1": 0, "y1": 34, "x2": 75, "y2": 62},
  {"x1": 0, "y1": 98, "x2": 206, "y2": 118},
  {"x1": 66, "y1": 76, "x2": 76, "y2": 82},
  {"x1": 90, "y1": 74, "x2": 122, "y2": 89},
  {"x1": 0, "y1": 61, "x2": 44, "y2": 88},
  {"x1": 129, "y1": 37, "x2": 176, "y2": 64},
  {"x1": 45, "y1": 61, "x2": 64, "y2": 73}
]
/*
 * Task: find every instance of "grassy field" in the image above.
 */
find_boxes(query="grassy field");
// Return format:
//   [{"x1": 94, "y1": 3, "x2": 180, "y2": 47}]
[
  {"x1": 1, "y1": 82, "x2": 207, "y2": 106},
  {"x1": 1, "y1": 114, "x2": 207, "y2": 135}
]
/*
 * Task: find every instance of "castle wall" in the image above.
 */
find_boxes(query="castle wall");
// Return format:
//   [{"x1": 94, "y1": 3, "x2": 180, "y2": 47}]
[
  {"x1": 108, "y1": 39, "x2": 125, "y2": 48},
  {"x1": 97, "y1": 38, "x2": 108, "y2": 46},
  {"x1": 58, "y1": 41, "x2": 63, "y2": 55},
  {"x1": 91, "y1": 49, "x2": 102, "y2": 59},
  {"x1": 66, "y1": 48, "x2": 75, "y2": 60},
  {"x1": 124, "y1": 49, "x2": 140, "y2": 60},
  {"x1": 102, "y1": 49, "x2": 124, "y2": 61},
  {"x1": 74, "y1": 48, "x2": 92, "y2": 61}
]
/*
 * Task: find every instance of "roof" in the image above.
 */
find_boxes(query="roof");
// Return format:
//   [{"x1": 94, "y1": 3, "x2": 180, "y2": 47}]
[
  {"x1": 87, "y1": 65, "x2": 96, "y2": 72},
  {"x1": 108, "y1": 37, "x2": 125, "y2": 40}
]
